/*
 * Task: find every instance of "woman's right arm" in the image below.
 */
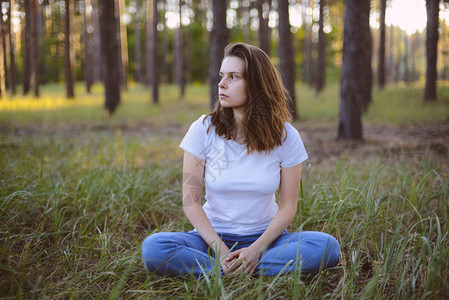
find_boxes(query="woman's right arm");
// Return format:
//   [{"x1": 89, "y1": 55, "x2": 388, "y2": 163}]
[{"x1": 182, "y1": 151, "x2": 236, "y2": 273}]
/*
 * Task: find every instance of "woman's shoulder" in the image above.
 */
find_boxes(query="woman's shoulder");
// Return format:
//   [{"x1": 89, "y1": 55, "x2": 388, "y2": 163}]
[
  {"x1": 200, "y1": 114, "x2": 212, "y2": 126},
  {"x1": 189, "y1": 114, "x2": 212, "y2": 129},
  {"x1": 283, "y1": 122, "x2": 301, "y2": 142},
  {"x1": 277, "y1": 122, "x2": 308, "y2": 166}
]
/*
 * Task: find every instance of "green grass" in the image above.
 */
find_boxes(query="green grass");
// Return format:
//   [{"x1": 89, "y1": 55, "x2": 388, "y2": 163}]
[
  {"x1": 2, "y1": 81, "x2": 448, "y2": 127},
  {"x1": 297, "y1": 81, "x2": 449, "y2": 125},
  {"x1": 1, "y1": 82, "x2": 448, "y2": 298}
]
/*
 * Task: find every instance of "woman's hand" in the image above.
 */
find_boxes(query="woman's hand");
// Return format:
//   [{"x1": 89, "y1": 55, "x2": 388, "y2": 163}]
[
  {"x1": 220, "y1": 255, "x2": 240, "y2": 274},
  {"x1": 226, "y1": 246, "x2": 262, "y2": 275}
]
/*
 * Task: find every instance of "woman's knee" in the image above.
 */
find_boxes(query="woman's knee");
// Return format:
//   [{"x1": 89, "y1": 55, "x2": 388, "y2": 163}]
[
  {"x1": 141, "y1": 232, "x2": 172, "y2": 270},
  {"x1": 323, "y1": 234, "x2": 340, "y2": 268}
]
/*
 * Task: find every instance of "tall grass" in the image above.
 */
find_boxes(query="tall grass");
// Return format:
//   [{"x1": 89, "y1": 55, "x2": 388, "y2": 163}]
[{"x1": 1, "y1": 82, "x2": 448, "y2": 298}]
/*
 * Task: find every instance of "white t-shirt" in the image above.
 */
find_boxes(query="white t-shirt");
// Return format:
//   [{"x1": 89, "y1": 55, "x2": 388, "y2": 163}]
[{"x1": 179, "y1": 115, "x2": 308, "y2": 235}]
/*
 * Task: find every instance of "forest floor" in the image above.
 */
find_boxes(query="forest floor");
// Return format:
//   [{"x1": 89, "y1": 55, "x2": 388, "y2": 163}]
[
  {"x1": 298, "y1": 121, "x2": 449, "y2": 165},
  {"x1": 3, "y1": 119, "x2": 448, "y2": 167}
]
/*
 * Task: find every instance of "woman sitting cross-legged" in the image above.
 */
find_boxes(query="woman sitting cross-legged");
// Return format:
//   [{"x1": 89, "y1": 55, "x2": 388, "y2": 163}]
[{"x1": 142, "y1": 42, "x2": 340, "y2": 277}]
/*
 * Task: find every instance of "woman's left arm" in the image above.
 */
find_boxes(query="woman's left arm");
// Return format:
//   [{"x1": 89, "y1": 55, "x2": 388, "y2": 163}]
[{"x1": 228, "y1": 163, "x2": 302, "y2": 275}]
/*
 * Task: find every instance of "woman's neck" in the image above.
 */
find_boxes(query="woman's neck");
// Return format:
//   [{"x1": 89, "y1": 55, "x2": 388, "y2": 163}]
[
  {"x1": 233, "y1": 108, "x2": 246, "y2": 143},
  {"x1": 233, "y1": 108, "x2": 245, "y2": 131}
]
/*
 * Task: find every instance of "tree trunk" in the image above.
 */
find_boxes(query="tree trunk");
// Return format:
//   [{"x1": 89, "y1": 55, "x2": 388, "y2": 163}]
[
  {"x1": 337, "y1": 0, "x2": 371, "y2": 140},
  {"x1": 134, "y1": 0, "x2": 142, "y2": 83},
  {"x1": 244, "y1": 2, "x2": 251, "y2": 43},
  {"x1": 257, "y1": 0, "x2": 270, "y2": 55},
  {"x1": 362, "y1": 27, "x2": 373, "y2": 112},
  {"x1": 278, "y1": 0, "x2": 297, "y2": 120},
  {"x1": 209, "y1": 0, "x2": 229, "y2": 110},
  {"x1": 23, "y1": 0, "x2": 32, "y2": 95},
  {"x1": 145, "y1": 0, "x2": 152, "y2": 87},
  {"x1": 377, "y1": 0, "x2": 386, "y2": 88},
  {"x1": 0, "y1": 16, "x2": 5, "y2": 97},
  {"x1": 99, "y1": 0, "x2": 121, "y2": 114},
  {"x1": 411, "y1": 33, "x2": 418, "y2": 82},
  {"x1": 117, "y1": 0, "x2": 128, "y2": 90},
  {"x1": 403, "y1": 33, "x2": 410, "y2": 83},
  {"x1": 1, "y1": 11, "x2": 8, "y2": 91},
  {"x1": 92, "y1": 0, "x2": 102, "y2": 83},
  {"x1": 7, "y1": 0, "x2": 17, "y2": 95},
  {"x1": 64, "y1": 0, "x2": 75, "y2": 98},
  {"x1": 84, "y1": 0, "x2": 94, "y2": 93},
  {"x1": 316, "y1": 0, "x2": 327, "y2": 93},
  {"x1": 394, "y1": 27, "x2": 401, "y2": 83},
  {"x1": 162, "y1": 1, "x2": 170, "y2": 84},
  {"x1": 30, "y1": 0, "x2": 39, "y2": 97},
  {"x1": 301, "y1": 0, "x2": 312, "y2": 85},
  {"x1": 176, "y1": 0, "x2": 185, "y2": 99},
  {"x1": 37, "y1": 3, "x2": 45, "y2": 82},
  {"x1": 146, "y1": 0, "x2": 159, "y2": 103},
  {"x1": 185, "y1": 16, "x2": 192, "y2": 84},
  {"x1": 151, "y1": 0, "x2": 159, "y2": 103},
  {"x1": 423, "y1": 0, "x2": 439, "y2": 102},
  {"x1": 443, "y1": 22, "x2": 449, "y2": 81},
  {"x1": 387, "y1": 21, "x2": 394, "y2": 84}
]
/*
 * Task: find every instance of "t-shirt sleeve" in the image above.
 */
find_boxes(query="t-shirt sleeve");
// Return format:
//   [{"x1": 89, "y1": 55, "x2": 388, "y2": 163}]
[
  {"x1": 179, "y1": 115, "x2": 208, "y2": 160},
  {"x1": 280, "y1": 123, "x2": 308, "y2": 168}
]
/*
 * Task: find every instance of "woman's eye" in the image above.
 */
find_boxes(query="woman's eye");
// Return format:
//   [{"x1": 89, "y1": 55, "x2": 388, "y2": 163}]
[{"x1": 231, "y1": 75, "x2": 238, "y2": 80}]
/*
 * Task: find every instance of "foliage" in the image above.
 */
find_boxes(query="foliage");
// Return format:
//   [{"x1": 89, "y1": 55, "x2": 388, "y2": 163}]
[{"x1": 7, "y1": 0, "x2": 449, "y2": 89}]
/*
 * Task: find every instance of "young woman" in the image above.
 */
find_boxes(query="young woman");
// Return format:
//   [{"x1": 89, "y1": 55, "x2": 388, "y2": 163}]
[{"x1": 142, "y1": 43, "x2": 340, "y2": 277}]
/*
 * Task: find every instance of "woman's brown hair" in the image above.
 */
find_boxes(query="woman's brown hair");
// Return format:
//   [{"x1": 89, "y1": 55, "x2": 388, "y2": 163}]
[{"x1": 206, "y1": 42, "x2": 292, "y2": 154}]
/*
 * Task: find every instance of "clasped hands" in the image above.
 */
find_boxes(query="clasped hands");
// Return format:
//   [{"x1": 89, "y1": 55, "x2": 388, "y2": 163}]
[{"x1": 220, "y1": 246, "x2": 261, "y2": 276}]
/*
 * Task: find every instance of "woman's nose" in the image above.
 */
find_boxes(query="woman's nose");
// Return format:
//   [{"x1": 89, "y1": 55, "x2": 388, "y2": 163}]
[{"x1": 218, "y1": 77, "x2": 227, "y2": 89}]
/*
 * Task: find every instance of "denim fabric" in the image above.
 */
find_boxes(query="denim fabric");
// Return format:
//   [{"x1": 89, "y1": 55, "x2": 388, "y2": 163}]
[{"x1": 142, "y1": 230, "x2": 340, "y2": 277}]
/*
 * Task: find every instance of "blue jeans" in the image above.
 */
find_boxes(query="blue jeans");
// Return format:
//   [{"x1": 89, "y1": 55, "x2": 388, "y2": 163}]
[{"x1": 142, "y1": 230, "x2": 340, "y2": 277}]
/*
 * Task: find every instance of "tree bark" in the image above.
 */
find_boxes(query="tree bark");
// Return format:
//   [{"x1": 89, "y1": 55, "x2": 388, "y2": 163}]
[
  {"x1": 145, "y1": 0, "x2": 152, "y2": 87},
  {"x1": 23, "y1": 0, "x2": 32, "y2": 95},
  {"x1": 146, "y1": 0, "x2": 159, "y2": 103},
  {"x1": 84, "y1": 0, "x2": 95, "y2": 93},
  {"x1": 30, "y1": 0, "x2": 39, "y2": 97},
  {"x1": 387, "y1": 19, "x2": 394, "y2": 83},
  {"x1": 7, "y1": 0, "x2": 17, "y2": 95},
  {"x1": 176, "y1": 0, "x2": 185, "y2": 99},
  {"x1": 301, "y1": 0, "x2": 313, "y2": 85},
  {"x1": 403, "y1": 33, "x2": 410, "y2": 83},
  {"x1": 134, "y1": 0, "x2": 142, "y2": 83},
  {"x1": 117, "y1": 0, "x2": 128, "y2": 90},
  {"x1": 257, "y1": 0, "x2": 270, "y2": 56},
  {"x1": 337, "y1": 0, "x2": 371, "y2": 140},
  {"x1": 443, "y1": 21, "x2": 449, "y2": 81},
  {"x1": 423, "y1": 0, "x2": 439, "y2": 102},
  {"x1": 0, "y1": 16, "x2": 5, "y2": 97},
  {"x1": 92, "y1": 0, "x2": 102, "y2": 83},
  {"x1": 394, "y1": 27, "x2": 401, "y2": 83},
  {"x1": 243, "y1": 1, "x2": 250, "y2": 43},
  {"x1": 411, "y1": 33, "x2": 418, "y2": 82},
  {"x1": 64, "y1": 0, "x2": 75, "y2": 98},
  {"x1": 278, "y1": 0, "x2": 297, "y2": 120},
  {"x1": 162, "y1": 1, "x2": 170, "y2": 84},
  {"x1": 1, "y1": 10, "x2": 8, "y2": 90},
  {"x1": 99, "y1": 0, "x2": 121, "y2": 114},
  {"x1": 316, "y1": 0, "x2": 327, "y2": 93},
  {"x1": 377, "y1": 0, "x2": 386, "y2": 88},
  {"x1": 209, "y1": 0, "x2": 229, "y2": 110},
  {"x1": 362, "y1": 27, "x2": 373, "y2": 112}
]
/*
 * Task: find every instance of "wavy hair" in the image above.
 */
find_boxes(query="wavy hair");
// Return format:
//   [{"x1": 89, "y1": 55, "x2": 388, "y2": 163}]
[{"x1": 206, "y1": 42, "x2": 292, "y2": 154}]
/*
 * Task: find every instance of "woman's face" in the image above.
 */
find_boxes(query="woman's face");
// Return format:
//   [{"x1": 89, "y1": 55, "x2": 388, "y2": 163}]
[{"x1": 218, "y1": 56, "x2": 248, "y2": 110}]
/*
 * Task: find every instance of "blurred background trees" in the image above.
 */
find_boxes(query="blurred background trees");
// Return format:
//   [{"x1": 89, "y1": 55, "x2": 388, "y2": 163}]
[{"x1": 0, "y1": 0, "x2": 448, "y2": 133}]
